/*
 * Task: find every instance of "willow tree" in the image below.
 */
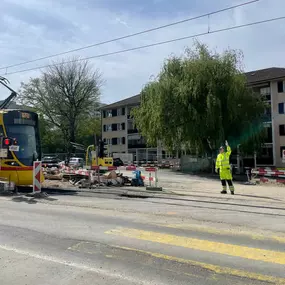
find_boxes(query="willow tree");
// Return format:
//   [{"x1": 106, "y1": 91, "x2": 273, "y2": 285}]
[{"x1": 132, "y1": 42, "x2": 266, "y2": 155}]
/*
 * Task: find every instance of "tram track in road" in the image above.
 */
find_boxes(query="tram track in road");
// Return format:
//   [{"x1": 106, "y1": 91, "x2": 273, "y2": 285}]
[
  {"x1": 12, "y1": 185, "x2": 285, "y2": 219},
  {"x1": 15, "y1": 183, "x2": 285, "y2": 204}
]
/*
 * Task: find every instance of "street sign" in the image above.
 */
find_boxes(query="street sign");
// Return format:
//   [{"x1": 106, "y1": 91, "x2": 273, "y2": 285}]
[
  {"x1": 9, "y1": 145, "x2": 19, "y2": 152},
  {"x1": 0, "y1": 149, "x2": 7, "y2": 158}
]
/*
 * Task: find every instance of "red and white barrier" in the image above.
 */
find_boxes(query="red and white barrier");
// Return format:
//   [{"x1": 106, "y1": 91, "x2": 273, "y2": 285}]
[
  {"x1": 257, "y1": 177, "x2": 285, "y2": 184},
  {"x1": 252, "y1": 168, "x2": 285, "y2": 178},
  {"x1": 33, "y1": 161, "x2": 42, "y2": 194}
]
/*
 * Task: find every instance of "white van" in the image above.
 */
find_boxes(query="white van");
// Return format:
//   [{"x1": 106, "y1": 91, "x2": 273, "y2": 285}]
[{"x1": 69, "y1": 157, "x2": 84, "y2": 168}]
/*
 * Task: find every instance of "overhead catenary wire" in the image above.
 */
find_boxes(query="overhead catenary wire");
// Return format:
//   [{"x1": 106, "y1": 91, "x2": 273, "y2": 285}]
[
  {"x1": 2, "y1": 15, "x2": 284, "y2": 77},
  {"x1": 0, "y1": 0, "x2": 259, "y2": 71}
]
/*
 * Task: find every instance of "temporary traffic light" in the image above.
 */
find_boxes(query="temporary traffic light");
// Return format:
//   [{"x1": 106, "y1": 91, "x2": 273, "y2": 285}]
[{"x1": 98, "y1": 140, "x2": 108, "y2": 158}]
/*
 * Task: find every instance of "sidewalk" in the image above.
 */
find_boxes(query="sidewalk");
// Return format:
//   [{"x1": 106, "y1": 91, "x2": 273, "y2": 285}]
[{"x1": 155, "y1": 170, "x2": 285, "y2": 204}]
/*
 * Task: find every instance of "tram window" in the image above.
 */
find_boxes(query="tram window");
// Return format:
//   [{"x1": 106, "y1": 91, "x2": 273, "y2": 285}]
[
  {"x1": 0, "y1": 126, "x2": 4, "y2": 137},
  {"x1": 5, "y1": 125, "x2": 37, "y2": 166}
]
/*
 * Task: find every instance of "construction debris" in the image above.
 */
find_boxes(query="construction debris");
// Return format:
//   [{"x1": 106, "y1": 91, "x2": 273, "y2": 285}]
[{"x1": 42, "y1": 166, "x2": 133, "y2": 189}]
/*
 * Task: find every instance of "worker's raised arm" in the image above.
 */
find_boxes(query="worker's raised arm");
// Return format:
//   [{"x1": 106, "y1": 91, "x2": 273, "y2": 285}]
[{"x1": 225, "y1": 140, "x2": 231, "y2": 155}]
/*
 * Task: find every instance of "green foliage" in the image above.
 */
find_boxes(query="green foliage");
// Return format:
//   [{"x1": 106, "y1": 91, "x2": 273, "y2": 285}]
[
  {"x1": 76, "y1": 115, "x2": 101, "y2": 147},
  {"x1": 132, "y1": 42, "x2": 266, "y2": 155},
  {"x1": 39, "y1": 114, "x2": 101, "y2": 154}
]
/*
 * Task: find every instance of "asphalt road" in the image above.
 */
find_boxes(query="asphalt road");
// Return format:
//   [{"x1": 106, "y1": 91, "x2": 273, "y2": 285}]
[{"x1": 0, "y1": 188, "x2": 285, "y2": 285}]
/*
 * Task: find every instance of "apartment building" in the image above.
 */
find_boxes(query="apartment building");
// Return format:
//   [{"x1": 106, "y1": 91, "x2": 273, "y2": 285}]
[
  {"x1": 244, "y1": 67, "x2": 285, "y2": 167},
  {"x1": 101, "y1": 95, "x2": 166, "y2": 162},
  {"x1": 101, "y1": 67, "x2": 285, "y2": 167}
]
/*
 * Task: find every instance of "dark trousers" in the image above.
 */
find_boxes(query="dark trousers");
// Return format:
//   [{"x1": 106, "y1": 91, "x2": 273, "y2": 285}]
[{"x1": 221, "y1": 179, "x2": 234, "y2": 192}]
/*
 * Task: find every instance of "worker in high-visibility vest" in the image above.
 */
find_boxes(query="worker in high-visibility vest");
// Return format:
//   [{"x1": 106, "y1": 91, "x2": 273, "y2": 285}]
[{"x1": 215, "y1": 140, "x2": 235, "y2": 195}]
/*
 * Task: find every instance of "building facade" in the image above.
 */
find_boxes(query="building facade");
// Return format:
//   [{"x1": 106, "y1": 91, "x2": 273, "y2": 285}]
[
  {"x1": 245, "y1": 67, "x2": 285, "y2": 167},
  {"x1": 101, "y1": 95, "x2": 167, "y2": 163},
  {"x1": 101, "y1": 67, "x2": 285, "y2": 167}
]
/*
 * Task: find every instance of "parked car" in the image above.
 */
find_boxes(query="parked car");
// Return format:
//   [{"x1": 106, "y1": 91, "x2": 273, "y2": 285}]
[
  {"x1": 42, "y1": 156, "x2": 62, "y2": 168},
  {"x1": 113, "y1": 158, "x2": 124, "y2": 167},
  {"x1": 69, "y1": 157, "x2": 84, "y2": 168}
]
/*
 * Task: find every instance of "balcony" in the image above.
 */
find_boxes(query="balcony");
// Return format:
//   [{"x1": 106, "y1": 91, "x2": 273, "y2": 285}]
[
  {"x1": 127, "y1": 114, "x2": 134, "y2": 120},
  {"x1": 128, "y1": 143, "x2": 147, "y2": 149},
  {"x1": 128, "y1": 128, "x2": 139, "y2": 134}
]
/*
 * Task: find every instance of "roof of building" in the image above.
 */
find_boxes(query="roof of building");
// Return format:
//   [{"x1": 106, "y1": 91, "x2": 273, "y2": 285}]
[
  {"x1": 245, "y1": 67, "x2": 285, "y2": 84},
  {"x1": 101, "y1": 94, "x2": 140, "y2": 110}
]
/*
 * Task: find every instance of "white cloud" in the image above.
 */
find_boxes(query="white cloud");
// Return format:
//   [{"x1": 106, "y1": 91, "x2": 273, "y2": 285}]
[{"x1": 0, "y1": 0, "x2": 285, "y2": 104}]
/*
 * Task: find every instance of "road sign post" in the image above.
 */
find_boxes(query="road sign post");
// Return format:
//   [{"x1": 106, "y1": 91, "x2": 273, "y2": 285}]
[{"x1": 33, "y1": 161, "x2": 42, "y2": 194}]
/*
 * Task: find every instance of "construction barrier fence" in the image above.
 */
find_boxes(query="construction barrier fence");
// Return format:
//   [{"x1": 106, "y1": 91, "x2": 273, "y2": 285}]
[{"x1": 251, "y1": 167, "x2": 285, "y2": 184}]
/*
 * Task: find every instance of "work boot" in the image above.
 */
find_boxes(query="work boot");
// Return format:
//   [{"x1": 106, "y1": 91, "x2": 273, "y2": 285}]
[
  {"x1": 220, "y1": 190, "x2": 227, "y2": 194},
  {"x1": 230, "y1": 191, "x2": 235, "y2": 195}
]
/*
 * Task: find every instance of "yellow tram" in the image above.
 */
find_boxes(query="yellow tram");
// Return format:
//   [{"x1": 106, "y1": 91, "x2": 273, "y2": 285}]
[{"x1": 0, "y1": 109, "x2": 44, "y2": 186}]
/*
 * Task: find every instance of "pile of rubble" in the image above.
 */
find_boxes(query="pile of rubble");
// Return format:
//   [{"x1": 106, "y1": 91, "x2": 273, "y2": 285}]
[{"x1": 42, "y1": 166, "x2": 134, "y2": 188}]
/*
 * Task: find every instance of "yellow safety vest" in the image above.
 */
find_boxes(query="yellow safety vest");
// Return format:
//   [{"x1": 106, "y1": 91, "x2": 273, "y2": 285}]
[{"x1": 216, "y1": 146, "x2": 231, "y2": 171}]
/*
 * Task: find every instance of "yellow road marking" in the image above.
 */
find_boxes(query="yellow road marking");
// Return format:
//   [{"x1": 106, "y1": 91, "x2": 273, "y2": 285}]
[
  {"x1": 68, "y1": 241, "x2": 285, "y2": 283},
  {"x1": 150, "y1": 223, "x2": 285, "y2": 244},
  {"x1": 105, "y1": 228, "x2": 285, "y2": 265},
  {"x1": 112, "y1": 245, "x2": 285, "y2": 284}
]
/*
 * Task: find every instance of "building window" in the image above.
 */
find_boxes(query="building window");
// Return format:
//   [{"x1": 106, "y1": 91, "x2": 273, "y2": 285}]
[
  {"x1": 122, "y1": 137, "x2": 126, "y2": 144},
  {"x1": 121, "y1": 123, "x2": 125, "y2": 130},
  {"x1": 280, "y1": 146, "x2": 285, "y2": 158},
  {"x1": 260, "y1": 87, "x2": 271, "y2": 101},
  {"x1": 103, "y1": 111, "x2": 106, "y2": 118},
  {"x1": 122, "y1": 108, "x2": 126, "y2": 116},
  {"x1": 112, "y1": 109, "x2": 117, "y2": 117},
  {"x1": 112, "y1": 138, "x2": 118, "y2": 145},
  {"x1": 112, "y1": 123, "x2": 117, "y2": 131},
  {"x1": 279, "y1": 103, "x2": 285, "y2": 114},
  {"x1": 279, "y1": 125, "x2": 285, "y2": 136},
  {"x1": 260, "y1": 87, "x2": 270, "y2": 95},
  {"x1": 106, "y1": 124, "x2": 112, "y2": 131},
  {"x1": 104, "y1": 138, "x2": 111, "y2": 145},
  {"x1": 277, "y1": 81, "x2": 284, "y2": 93},
  {"x1": 106, "y1": 110, "x2": 112, "y2": 117}
]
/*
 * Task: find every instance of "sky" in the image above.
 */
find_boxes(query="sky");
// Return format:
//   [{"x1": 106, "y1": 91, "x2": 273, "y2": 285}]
[{"x1": 0, "y1": 0, "x2": 285, "y2": 104}]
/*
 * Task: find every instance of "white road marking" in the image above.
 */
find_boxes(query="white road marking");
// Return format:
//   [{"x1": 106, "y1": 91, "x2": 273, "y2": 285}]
[{"x1": 0, "y1": 244, "x2": 157, "y2": 285}]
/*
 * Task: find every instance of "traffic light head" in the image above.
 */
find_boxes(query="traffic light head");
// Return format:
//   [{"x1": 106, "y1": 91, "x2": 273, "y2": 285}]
[
  {"x1": 2, "y1": 137, "x2": 18, "y2": 147},
  {"x1": 3, "y1": 138, "x2": 10, "y2": 146},
  {"x1": 98, "y1": 140, "x2": 108, "y2": 158}
]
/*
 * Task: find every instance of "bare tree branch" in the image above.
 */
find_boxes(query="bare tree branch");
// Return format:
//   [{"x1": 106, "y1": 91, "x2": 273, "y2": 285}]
[{"x1": 18, "y1": 57, "x2": 102, "y2": 154}]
